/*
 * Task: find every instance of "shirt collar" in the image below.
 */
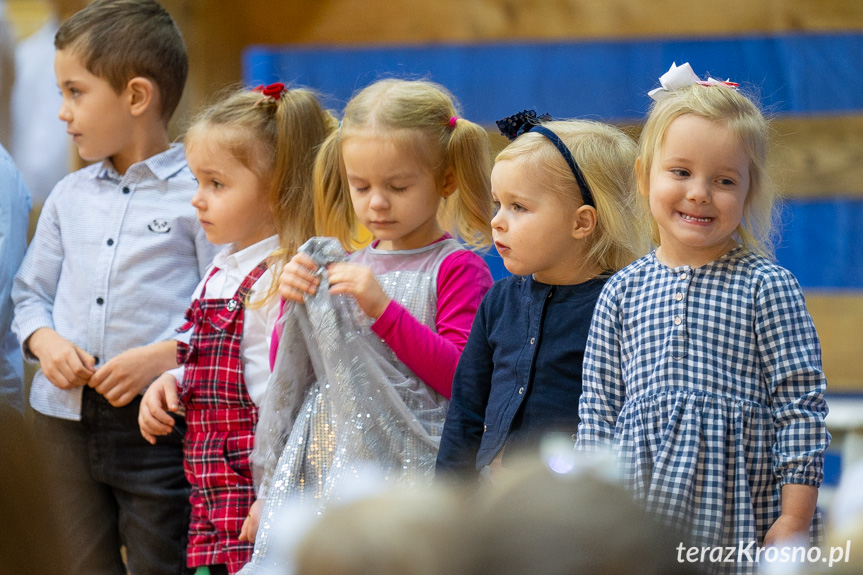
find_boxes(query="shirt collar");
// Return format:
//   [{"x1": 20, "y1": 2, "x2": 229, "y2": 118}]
[
  {"x1": 94, "y1": 143, "x2": 188, "y2": 182},
  {"x1": 213, "y1": 235, "x2": 280, "y2": 273}
]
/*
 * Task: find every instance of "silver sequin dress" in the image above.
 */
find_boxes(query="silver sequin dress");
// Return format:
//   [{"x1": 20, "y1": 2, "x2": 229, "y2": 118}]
[{"x1": 240, "y1": 237, "x2": 463, "y2": 574}]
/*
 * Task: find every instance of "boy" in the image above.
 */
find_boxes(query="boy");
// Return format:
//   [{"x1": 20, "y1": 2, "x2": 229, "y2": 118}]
[{"x1": 12, "y1": 1, "x2": 218, "y2": 573}]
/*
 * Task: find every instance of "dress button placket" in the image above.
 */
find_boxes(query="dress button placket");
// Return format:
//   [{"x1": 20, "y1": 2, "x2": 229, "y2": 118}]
[{"x1": 672, "y1": 269, "x2": 690, "y2": 359}]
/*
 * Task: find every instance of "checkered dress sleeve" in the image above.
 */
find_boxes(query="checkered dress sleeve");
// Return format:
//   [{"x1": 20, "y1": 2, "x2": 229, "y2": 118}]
[
  {"x1": 754, "y1": 267, "x2": 829, "y2": 487},
  {"x1": 577, "y1": 278, "x2": 626, "y2": 451}
]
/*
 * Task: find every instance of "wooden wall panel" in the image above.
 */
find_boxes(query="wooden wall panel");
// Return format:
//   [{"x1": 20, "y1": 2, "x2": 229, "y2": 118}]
[
  {"x1": 770, "y1": 116, "x2": 863, "y2": 198},
  {"x1": 806, "y1": 294, "x2": 863, "y2": 392},
  {"x1": 623, "y1": 117, "x2": 863, "y2": 198},
  {"x1": 242, "y1": 0, "x2": 863, "y2": 45},
  {"x1": 183, "y1": 1, "x2": 863, "y2": 112}
]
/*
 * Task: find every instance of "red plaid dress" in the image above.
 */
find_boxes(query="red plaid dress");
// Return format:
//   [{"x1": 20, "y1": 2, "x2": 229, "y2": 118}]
[{"x1": 176, "y1": 260, "x2": 268, "y2": 573}]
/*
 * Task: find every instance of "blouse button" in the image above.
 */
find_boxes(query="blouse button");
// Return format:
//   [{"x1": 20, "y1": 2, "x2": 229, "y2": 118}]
[
  {"x1": 483, "y1": 425, "x2": 487, "y2": 432},
  {"x1": 673, "y1": 316, "x2": 682, "y2": 325},
  {"x1": 530, "y1": 337, "x2": 535, "y2": 345},
  {"x1": 96, "y1": 297, "x2": 105, "y2": 305},
  {"x1": 518, "y1": 387, "x2": 525, "y2": 395},
  {"x1": 106, "y1": 239, "x2": 114, "y2": 246},
  {"x1": 678, "y1": 272, "x2": 688, "y2": 281},
  {"x1": 122, "y1": 186, "x2": 131, "y2": 194},
  {"x1": 675, "y1": 292, "x2": 683, "y2": 301}
]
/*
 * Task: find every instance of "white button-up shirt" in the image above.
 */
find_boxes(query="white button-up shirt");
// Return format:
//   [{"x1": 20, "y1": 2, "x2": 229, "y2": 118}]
[
  {"x1": 168, "y1": 236, "x2": 280, "y2": 406},
  {"x1": 12, "y1": 144, "x2": 219, "y2": 420}
]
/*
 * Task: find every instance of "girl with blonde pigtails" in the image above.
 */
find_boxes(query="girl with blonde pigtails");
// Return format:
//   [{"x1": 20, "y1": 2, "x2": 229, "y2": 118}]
[
  {"x1": 139, "y1": 83, "x2": 336, "y2": 575},
  {"x1": 240, "y1": 78, "x2": 494, "y2": 573}
]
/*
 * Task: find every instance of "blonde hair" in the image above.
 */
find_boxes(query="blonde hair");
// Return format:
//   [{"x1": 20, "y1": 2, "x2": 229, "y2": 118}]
[
  {"x1": 186, "y1": 85, "x2": 337, "y2": 301},
  {"x1": 294, "y1": 486, "x2": 467, "y2": 575},
  {"x1": 466, "y1": 455, "x2": 700, "y2": 575},
  {"x1": 314, "y1": 79, "x2": 493, "y2": 251},
  {"x1": 637, "y1": 84, "x2": 775, "y2": 257},
  {"x1": 496, "y1": 120, "x2": 649, "y2": 272}
]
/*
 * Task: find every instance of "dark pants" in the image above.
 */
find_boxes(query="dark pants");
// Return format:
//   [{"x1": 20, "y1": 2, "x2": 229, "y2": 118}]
[{"x1": 33, "y1": 387, "x2": 191, "y2": 575}]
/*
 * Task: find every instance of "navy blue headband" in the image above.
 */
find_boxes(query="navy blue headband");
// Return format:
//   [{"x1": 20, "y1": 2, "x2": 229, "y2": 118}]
[
  {"x1": 529, "y1": 125, "x2": 595, "y2": 208},
  {"x1": 495, "y1": 110, "x2": 595, "y2": 208}
]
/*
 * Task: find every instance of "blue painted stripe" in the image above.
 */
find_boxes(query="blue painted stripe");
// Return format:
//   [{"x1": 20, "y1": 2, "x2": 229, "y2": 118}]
[
  {"x1": 776, "y1": 198, "x2": 863, "y2": 290},
  {"x1": 483, "y1": 198, "x2": 863, "y2": 287},
  {"x1": 244, "y1": 32, "x2": 863, "y2": 122}
]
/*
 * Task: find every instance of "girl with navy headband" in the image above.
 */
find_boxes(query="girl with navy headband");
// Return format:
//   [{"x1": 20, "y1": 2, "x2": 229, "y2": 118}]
[{"x1": 436, "y1": 113, "x2": 648, "y2": 481}]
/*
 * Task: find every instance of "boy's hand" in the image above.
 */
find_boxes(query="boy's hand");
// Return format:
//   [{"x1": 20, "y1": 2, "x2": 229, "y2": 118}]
[
  {"x1": 279, "y1": 252, "x2": 321, "y2": 302},
  {"x1": 239, "y1": 499, "x2": 264, "y2": 543},
  {"x1": 89, "y1": 340, "x2": 179, "y2": 407},
  {"x1": 138, "y1": 373, "x2": 180, "y2": 444},
  {"x1": 27, "y1": 327, "x2": 95, "y2": 389},
  {"x1": 327, "y1": 262, "x2": 391, "y2": 319}
]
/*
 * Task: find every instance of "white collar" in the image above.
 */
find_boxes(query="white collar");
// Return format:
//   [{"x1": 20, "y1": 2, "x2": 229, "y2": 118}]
[{"x1": 213, "y1": 235, "x2": 280, "y2": 273}]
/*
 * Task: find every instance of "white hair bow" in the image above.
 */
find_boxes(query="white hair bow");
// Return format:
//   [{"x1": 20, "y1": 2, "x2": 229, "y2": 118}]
[{"x1": 648, "y1": 62, "x2": 739, "y2": 101}]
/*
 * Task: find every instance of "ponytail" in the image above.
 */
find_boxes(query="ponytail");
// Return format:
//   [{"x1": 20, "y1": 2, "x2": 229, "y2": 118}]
[
  {"x1": 331, "y1": 79, "x2": 493, "y2": 253},
  {"x1": 313, "y1": 130, "x2": 366, "y2": 251},
  {"x1": 271, "y1": 90, "x2": 339, "y2": 260},
  {"x1": 185, "y1": 84, "x2": 337, "y2": 305},
  {"x1": 444, "y1": 118, "x2": 493, "y2": 249}
]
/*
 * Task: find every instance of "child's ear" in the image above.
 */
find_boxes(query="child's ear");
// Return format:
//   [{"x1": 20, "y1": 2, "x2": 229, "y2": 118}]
[
  {"x1": 635, "y1": 158, "x2": 649, "y2": 198},
  {"x1": 571, "y1": 204, "x2": 597, "y2": 240},
  {"x1": 440, "y1": 168, "x2": 457, "y2": 198},
  {"x1": 126, "y1": 76, "x2": 156, "y2": 117}
]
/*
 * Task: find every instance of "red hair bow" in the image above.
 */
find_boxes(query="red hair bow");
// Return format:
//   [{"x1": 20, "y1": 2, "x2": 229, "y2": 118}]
[{"x1": 254, "y1": 82, "x2": 286, "y2": 101}]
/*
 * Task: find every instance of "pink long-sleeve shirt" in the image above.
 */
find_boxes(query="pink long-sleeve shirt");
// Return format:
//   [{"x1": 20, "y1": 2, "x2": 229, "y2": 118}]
[{"x1": 270, "y1": 238, "x2": 492, "y2": 398}]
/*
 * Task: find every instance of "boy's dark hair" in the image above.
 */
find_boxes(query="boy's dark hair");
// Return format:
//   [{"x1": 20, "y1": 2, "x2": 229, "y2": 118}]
[{"x1": 55, "y1": 0, "x2": 188, "y2": 123}]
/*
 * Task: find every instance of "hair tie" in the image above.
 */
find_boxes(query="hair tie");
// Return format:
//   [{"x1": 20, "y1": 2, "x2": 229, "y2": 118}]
[
  {"x1": 448, "y1": 116, "x2": 459, "y2": 129},
  {"x1": 253, "y1": 82, "x2": 287, "y2": 101},
  {"x1": 648, "y1": 62, "x2": 739, "y2": 101},
  {"x1": 495, "y1": 110, "x2": 595, "y2": 208}
]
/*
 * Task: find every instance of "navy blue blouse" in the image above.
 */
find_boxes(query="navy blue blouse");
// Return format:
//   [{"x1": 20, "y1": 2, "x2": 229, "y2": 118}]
[{"x1": 436, "y1": 274, "x2": 607, "y2": 478}]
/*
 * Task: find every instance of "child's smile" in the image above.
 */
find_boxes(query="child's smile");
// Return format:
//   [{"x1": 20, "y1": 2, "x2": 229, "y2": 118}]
[
  {"x1": 646, "y1": 114, "x2": 751, "y2": 268},
  {"x1": 679, "y1": 212, "x2": 712, "y2": 223}
]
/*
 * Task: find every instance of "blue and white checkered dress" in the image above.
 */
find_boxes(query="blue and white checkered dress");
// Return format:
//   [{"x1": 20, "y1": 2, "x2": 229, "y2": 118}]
[{"x1": 577, "y1": 247, "x2": 829, "y2": 567}]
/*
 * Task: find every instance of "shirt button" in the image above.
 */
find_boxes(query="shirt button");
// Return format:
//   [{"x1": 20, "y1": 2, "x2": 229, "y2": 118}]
[
  {"x1": 675, "y1": 292, "x2": 683, "y2": 301},
  {"x1": 678, "y1": 272, "x2": 688, "y2": 281},
  {"x1": 96, "y1": 297, "x2": 104, "y2": 305},
  {"x1": 518, "y1": 387, "x2": 524, "y2": 395},
  {"x1": 673, "y1": 316, "x2": 682, "y2": 325},
  {"x1": 106, "y1": 239, "x2": 114, "y2": 246},
  {"x1": 530, "y1": 337, "x2": 535, "y2": 345},
  {"x1": 122, "y1": 186, "x2": 131, "y2": 194},
  {"x1": 483, "y1": 425, "x2": 487, "y2": 432}
]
